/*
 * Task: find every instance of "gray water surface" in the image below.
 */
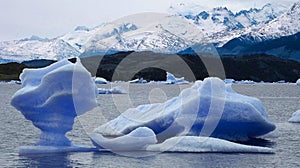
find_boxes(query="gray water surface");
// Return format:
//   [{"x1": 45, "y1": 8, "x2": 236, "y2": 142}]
[{"x1": 0, "y1": 83, "x2": 299, "y2": 167}]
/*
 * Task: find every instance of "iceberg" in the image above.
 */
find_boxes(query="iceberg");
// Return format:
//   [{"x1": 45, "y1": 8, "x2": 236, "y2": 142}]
[
  {"x1": 296, "y1": 79, "x2": 300, "y2": 86},
  {"x1": 11, "y1": 58, "x2": 98, "y2": 153},
  {"x1": 146, "y1": 136, "x2": 274, "y2": 153},
  {"x1": 236, "y1": 80, "x2": 256, "y2": 84},
  {"x1": 224, "y1": 78, "x2": 236, "y2": 84},
  {"x1": 98, "y1": 86, "x2": 127, "y2": 94},
  {"x1": 0, "y1": 80, "x2": 21, "y2": 85},
  {"x1": 165, "y1": 72, "x2": 189, "y2": 84},
  {"x1": 94, "y1": 78, "x2": 275, "y2": 142},
  {"x1": 288, "y1": 110, "x2": 300, "y2": 123},
  {"x1": 95, "y1": 77, "x2": 109, "y2": 84},
  {"x1": 129, "y1": 78, "x2": 147, "y2": 84}
]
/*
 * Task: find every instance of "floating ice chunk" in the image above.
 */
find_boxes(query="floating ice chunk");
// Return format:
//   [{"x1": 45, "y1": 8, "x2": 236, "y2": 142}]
[
  {"x1": 90, "y1": 127, "x2": 157, "y2": 151},
  {"x1": 288, "y1": 110, "x2": 300, "y2": 123},
  {"x1": 147, "y1": 136, "x2": 274, "y2": 153},
  {"x1": 95, "y1": 77, "x2": 109, "y2": 84},
  {"x1": 129, "y1": 78, "x2": 147, "y2": 83},
  {"x1": 98, "y1": 86, "x2": 127, "y2": 94},
  {"x1": 166, "y1": 72, "x2": 189, "y2": 84},
  {"x1": 236, "y1": 80, "x2": 256, "y2": 84},
  {"x1": 224, "y1": 79, "x2": 236, "y2": 84},
  {"x1": 0, "y1": 80, "x2": 21, "y2": 85},
  {"x1": 94, "y1": 77, "x2": 275, "y2": 141},
  {"x1": 296, "y1": 79, "x2": 300, "y2": 86},
  {"x1": 277, "y1": 80, "x2": 286, "y2": 83},
  {"x1": 11, "y1": 58, "x2": 98, "y2": 147}
]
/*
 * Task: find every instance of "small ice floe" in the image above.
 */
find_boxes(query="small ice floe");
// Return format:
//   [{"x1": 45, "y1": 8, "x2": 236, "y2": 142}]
[
  {"x1": 95, "y1": 77, "x2": 109, "y2": 84},
  {"x1": 288, "y1": 110, "x2": 300, "y2": 123},
  {"x1": 98, "y1": 86, "x2": 127, "y2": 94}
]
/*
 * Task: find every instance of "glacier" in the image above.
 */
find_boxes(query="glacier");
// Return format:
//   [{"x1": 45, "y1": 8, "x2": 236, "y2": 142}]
[
  {"x1": 288, "y1": 110, "x2": 300, "y2": 123},
  {"x1": 94, "y1": 77, "x2": 276, "y2": 141},
  {"x1": 11, "y1": 58, "x2": 98, "y2": 153}
]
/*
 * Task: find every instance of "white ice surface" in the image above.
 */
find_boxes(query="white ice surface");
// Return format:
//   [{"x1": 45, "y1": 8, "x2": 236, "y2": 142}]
[
  {"x1": 288, "y1": 110, "x2": 300, "y2": 123},
  {"x1": 95, "y1": 77, "x2": 109, "y2": 84},
  {"x1": 98, "y1": 86, "x2": 127, "y2": 94},
  {"x1": 91, "y1": 127, "x2": 157, "y2": 151},
  {"x1": 146, "y1": 136, "x2": 274, "y2": 153}
]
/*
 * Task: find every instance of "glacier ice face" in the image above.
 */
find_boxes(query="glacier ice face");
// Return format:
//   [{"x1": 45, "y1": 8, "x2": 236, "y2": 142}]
[
  {"x1": 11, "y1": 58, "x2": 98, "y2": 147},
  {"x1": 146, "y1": 136, "x2": 274, "y2": 153},
  {"x1": 288, "y1": 110, "x2": 300, "y2": 123},
  {"x1": 94, "y1": 77, "x2": 275, "y2": 141}
]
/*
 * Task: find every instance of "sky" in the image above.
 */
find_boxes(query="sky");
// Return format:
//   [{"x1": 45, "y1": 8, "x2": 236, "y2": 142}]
[{"x1": 0, "y1": 0, "x2": 298, "y2": 41}]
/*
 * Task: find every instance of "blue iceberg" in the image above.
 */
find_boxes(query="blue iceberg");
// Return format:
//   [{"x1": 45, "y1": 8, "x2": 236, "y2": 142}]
[
  {"x1": 11, "y1": 58, "x2": 98, "y2": 153},
  {"x1": 94, "y1": 78, "x2": 275, "y2": 141}
]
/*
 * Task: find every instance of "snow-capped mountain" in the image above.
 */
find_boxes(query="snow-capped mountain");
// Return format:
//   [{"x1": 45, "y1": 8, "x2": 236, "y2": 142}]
[
  {"x1": 82, "y1": 16, "x2": 204, "y2": 57},
  {"x1": 218, "y1": 2, "x2": 300, "y2": 61},
  {"x1": 0, "y1": 2, "x2": 298, "y2": 63},
  {"x1": 170, "y1": 3, "x2": 283, "y2": 37},
  {"x1": 174, "y1": 3, "x2": 288, "y2": 47},
  {"x1": 253, "y1": 2, "x2": 300, "y2": 41},
  {"x1": 0, "y1": 36, "x2": 80, "y2": 63}
]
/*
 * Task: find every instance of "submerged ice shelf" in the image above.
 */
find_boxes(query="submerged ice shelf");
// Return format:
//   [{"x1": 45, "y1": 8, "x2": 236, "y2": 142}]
[{"x1": 11, "y1": 58, "x2": 98, "y2": 153}]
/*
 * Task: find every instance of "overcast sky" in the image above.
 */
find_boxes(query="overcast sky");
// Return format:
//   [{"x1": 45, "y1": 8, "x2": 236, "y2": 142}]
[{"x1": 0, "y1": 0, "x2": 298, "y2": 41}]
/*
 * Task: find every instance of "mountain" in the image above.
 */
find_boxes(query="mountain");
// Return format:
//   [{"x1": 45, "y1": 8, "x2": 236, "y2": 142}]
[
  {"x1": 0, "y1": 36, "x2": 80, "y2": 63},
  {"x1": 169, "y1": 3, "x2": 285, "y2": 47},
  {"x1": 80, "y1": 15, "x2": 204, "y2": 57},
  {"x1": 218, "y1": 2, "x2": 300, "y2": 61},
  {"x1": 0, "y1": 3, "x2": 298, "y2": 63}
]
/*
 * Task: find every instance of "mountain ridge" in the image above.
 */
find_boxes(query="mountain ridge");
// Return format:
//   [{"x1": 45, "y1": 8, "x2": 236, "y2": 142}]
[{"x1": 0, "y1": 2, "x2": 299, "y2": 63}]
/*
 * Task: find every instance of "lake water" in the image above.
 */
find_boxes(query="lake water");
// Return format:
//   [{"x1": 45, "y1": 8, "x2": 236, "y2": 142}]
[{"x1": 0, "y1": 83, "x2": 300, "y2": 167}]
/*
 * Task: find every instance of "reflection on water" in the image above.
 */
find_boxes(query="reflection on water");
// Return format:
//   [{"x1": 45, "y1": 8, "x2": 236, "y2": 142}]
[{"x1": 19, "y1": 154, "x2": 71, "y2": 168}]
